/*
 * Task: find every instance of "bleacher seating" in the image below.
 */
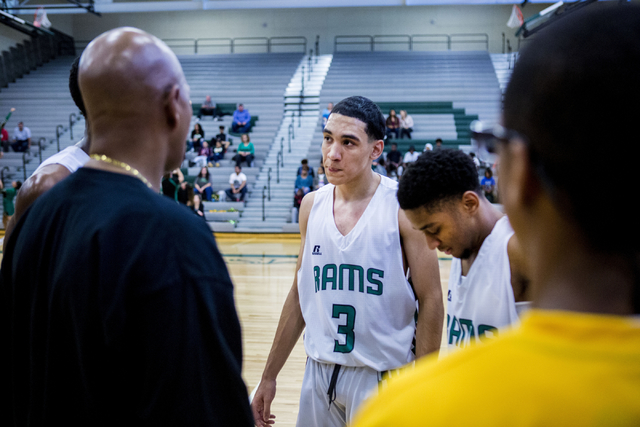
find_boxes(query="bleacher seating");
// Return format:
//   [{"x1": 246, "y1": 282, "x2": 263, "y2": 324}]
[
  {"x1": 306, "y1": 50, "x2": 502, "y2": 168},
  {"x1": 178, "y1": 52, "x2": 302, "y2": 231}
]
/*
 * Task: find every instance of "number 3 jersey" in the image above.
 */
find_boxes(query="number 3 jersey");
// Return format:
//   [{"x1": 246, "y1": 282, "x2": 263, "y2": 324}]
[{"x1": 297, "y1": 175, "x2": 417, "y2": 371}]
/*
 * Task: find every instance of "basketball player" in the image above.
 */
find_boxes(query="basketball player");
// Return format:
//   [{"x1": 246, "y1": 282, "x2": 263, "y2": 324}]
[
  {"x1": 1, "y1": 28, "x2": 253, "y2": 425},
  {"x1": 251, "y1": 96, "x2": 444, "y2": 427},
  {"x1": 352, "y1": 5, "x2": 640, "y2": 425},
  {"x1": 397, "y1": 149, "x2": 529, "y2": 352},
  {"x1": 3, "y1": 57, "x2": 90, "y2": 252}
]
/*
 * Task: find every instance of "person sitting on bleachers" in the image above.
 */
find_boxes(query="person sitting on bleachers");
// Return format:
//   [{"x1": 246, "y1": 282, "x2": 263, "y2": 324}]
[
  {"x1": 233, "y1": 134, "x2": 254, "y2": 167},
  {"x1": 177, "y1": 181, "x2": 193, "y2": 206},
  {"x1": 192, "y1": 194, "x2": 206, "y2": 219},
  {"x1": 211, "y1": 140, "x2": 225, "y2": 167},
  {"x1": 322, "y1": 102, "x2": 333, "y2": 129},
  {"x1": 297, "y1": 159, "x2": 315, "y2": 178},
  {"x1": 194, "y1": 167, "x2": 213, "y2": 201},
  {"x1": 225, "y1": 165, "x2": 247, "y2": 202},
  {"x1": 291, "y1": 188, "x2": 304, "y2": 224},
  {"x1": 400, "y1": 110, "x2": 413, "y2": 139},
  {"x1": 12, "y1": 121, "x2": 31, "y2": 153},
  {"x1": 314, "y1": 166, "x2": 327, "y2": 188},
  {"x1": 1, "y1": 180, "x2": 22, "y2": 229},
  {"x1": 232, "y1": 104, "x2": 251, "y2": 133},
  {"x1": 403, "y1": 145, "x2": 420, "y2": 165},
  {"x1": 198, "y1": 95, "x2": 219, "y2": 120},
  {"x1": 295, "y1": 165, "x2": 314, "y2": 195},
  {"x1": 385, "y1": 109, "x2": 400, "y2": 140},
  {"x1": 423, "y1": 142, "x2": 433, "y2": 152},
  {"x1": 434, "y1": 138, "x2": 443, "y2": 150},
  {"x1": 161, "y1": 168, "x2": 183, "y2": 202},
  {"x1": 189, "y1": 123, "x2": 205, "y2": 152},
  {"x1": 214, "y1": 125, "x2": 232, "y2": 155},
  {"x1": 193, "y1": 141, "x2": 213, "y2": 168},
  {"x1": 385, "y1": 142, "x2": 403, "y2": 178},
  {"x1": 1, "y1": 108, "x2": 15, "y2": 153}
]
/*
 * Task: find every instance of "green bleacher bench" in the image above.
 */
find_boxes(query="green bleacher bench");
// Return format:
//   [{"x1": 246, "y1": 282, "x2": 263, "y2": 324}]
[
  {"x1": 383, "y1": 139, "x2": 469, "y2": 153},
  {"x1": 191, "y1": 102, "x2": 243, "y2": 117}
]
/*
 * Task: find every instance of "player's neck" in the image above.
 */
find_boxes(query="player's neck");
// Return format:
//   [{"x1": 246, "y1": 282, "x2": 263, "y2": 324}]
[
  {"x1": 334, "y1": 169, "x2": 380, "y2": 203},
  {"x1": 463, "y1": 201, "x2": 505, "y2": 269}
]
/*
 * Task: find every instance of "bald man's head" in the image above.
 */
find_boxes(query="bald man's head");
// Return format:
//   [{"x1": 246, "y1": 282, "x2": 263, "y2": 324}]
[{"x1": 79, "y1": 27, "x2": 191, "y2": 172}]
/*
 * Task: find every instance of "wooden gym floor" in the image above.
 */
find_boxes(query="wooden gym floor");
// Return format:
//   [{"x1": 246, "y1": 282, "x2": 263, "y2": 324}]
[{"x1": 0, "y1": 232, "x2": 452, "y2": 426}]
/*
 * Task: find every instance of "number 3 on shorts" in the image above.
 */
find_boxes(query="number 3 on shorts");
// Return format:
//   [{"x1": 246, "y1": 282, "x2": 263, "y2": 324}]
[{"x1": 332, "y1": 304, "x2": 356, "y2": 353}]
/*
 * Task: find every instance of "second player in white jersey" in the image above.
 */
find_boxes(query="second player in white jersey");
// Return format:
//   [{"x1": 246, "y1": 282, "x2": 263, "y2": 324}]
[
  {"x1": 32, "y1": 142, "x2": 90, "y2": 176},
  {"x1": 299, "y1": 176, "x2": 417, "y2": 371},
  {"x1": 447, "y1": 215, "x2": 520, "y2": 350}
]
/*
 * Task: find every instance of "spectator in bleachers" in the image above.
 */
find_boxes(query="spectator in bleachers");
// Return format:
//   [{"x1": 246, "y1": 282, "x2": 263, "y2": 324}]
[
  {"x1": 291, "y1": 188, "x2": 304, "y2": 223},
  {"x1": 400, "y1": 110, "x2": 413, "y2": 139},
  {"x1": 225, "y1": 165, "x2": 247, "y2": 202},
  {"x1": 12, "y1": 121, "x2": 31, "y2": 152},
  {"x1": 297, "y1": 158, "x2": 315, "y2": 178},
  {"x1": 385, "y1": 142, "x2": 403, "y2": 178},
  {"x1": 232, "y1": 104, "x2": 251, "y2": 133},
  {"x1": 423, "y1": 143, "x2": 433, "y2": 152},
  {"x1": 193, "y1": 141, "x2": 213, "y2": 168},
  {"x1": 372, "y1": 154, "x2": 387, "y2": 176},
  {"x1": 322, "y1": 102, "x2": 333, "y2": 129},
  {"x1": 211, "y1": 140, "x2": 225, "y2": 167},
  {"x1": 469, "y1": 152, "x2": 481, "y2": 169},
  {"x1": 295, "y1": 165, "x2": 314, "y2": 194},
  {"x1": 192, "y1": 194, "x2": 206, "y2": 218},
  {"x1": 1, "y1": 180, "x2": 22, "y2": 229},
  {"x1": 1, "y1": 107, "x2": 15, "y2": 153},
  {"x1": 189, "y1": 123, "x2": 205, "y2": 152},
  {"x1": 385, "y1": 109, "x2": 400, "y2": 140},
  {"x1": 233, "y1": 133, "x2": 254, "y2": 167},
  {"x1": 481, "y1": 167, "x2": 496, "y2": 203},
  {"x1": 178, "y1": 181, "x2": 193, "y2": 206},
  {"x1": 214, "y1": 125, "x2": 231, "y2": 154},
  {"x1": 434, "y1": 138, "x2": 443, "y2": 150},
  {"x1": 161, "y1": 168, "x2": 184, "y2": 202},
  {"x1": 198, "y1": 95, "x2": 219, "y2": 120},
  {"x1": 403, "y1": 145, "x2": 419, "y2": 165},
  {"x1": 314, "y1": 166, "x2": 327, "y2": 188},
  {"x1": 194, "y1": 166, "x2": 213, "y2": 201}
]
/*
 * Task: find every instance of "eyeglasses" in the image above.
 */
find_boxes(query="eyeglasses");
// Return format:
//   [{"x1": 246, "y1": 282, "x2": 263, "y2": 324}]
[{"x1": 470, "y1": 120, "x2": 525, "y2": 153}]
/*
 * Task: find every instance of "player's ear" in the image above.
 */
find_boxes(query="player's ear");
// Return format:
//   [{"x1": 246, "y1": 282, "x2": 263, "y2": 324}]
[
  {"x1": 370, "y1": 139, "x2": 384, "y2": 160},
  {"x1": 461, "y1": 191, "x2": 480, "y2": 215},
  {"x1": 163, "y1": 84, "x2": 182, "y2": 129}
]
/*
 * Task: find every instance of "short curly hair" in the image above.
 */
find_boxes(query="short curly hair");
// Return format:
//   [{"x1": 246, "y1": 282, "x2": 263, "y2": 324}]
[
  {"x1": 397, "y1": 149, "x2": 480, "y2": 211},
  {"x1": 330, "y1": 96, "x2": 385, "y2": 142}
]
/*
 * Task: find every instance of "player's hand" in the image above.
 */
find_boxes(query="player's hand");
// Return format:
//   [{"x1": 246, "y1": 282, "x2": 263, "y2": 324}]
[{"x1": 251, "y1": 379, "x2": 277, "y2": 426}]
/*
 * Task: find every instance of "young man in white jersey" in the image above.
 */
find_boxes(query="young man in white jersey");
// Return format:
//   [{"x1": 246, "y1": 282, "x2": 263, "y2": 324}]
[
  {"x1": 251, "y1": 96, "x2": 444, "y2": 427},
  {"x1": 397, "y1": 149, "x2": 529, "y2": 352},
  {"x1": 3, "y1": 57, "x2": 90, "y2": 251}
]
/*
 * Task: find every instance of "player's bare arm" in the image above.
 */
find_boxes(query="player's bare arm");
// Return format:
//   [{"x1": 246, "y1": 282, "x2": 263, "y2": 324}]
[
  {"x1": 251, "y1": 192, "x2": 315, "y2": 426},
  {"x1": 507, "y1": 234, "x2": 531, "y2": 302},
  {"x1": 399, "y1": 209, "x2": 444, "y2": 358},
  {"x1": 3, "y1": 164, "x2": 71, "y2": 252}
]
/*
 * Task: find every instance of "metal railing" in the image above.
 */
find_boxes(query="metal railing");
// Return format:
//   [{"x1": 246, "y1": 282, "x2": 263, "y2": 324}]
[
  {"x1": 262, "y1": 186, "x2": 267, "y2": 221},
  {"x1": 288, "y1": 123, "x2": 294, "y2": 153},
  {"x1": 0, "y1": 166, "x2": 9, "y2": 183},
  {"x1": 21, "y1": 151, "x2": 28, "y2": 180},
  {"x1": 55, "y1": 124, "x2": 64, "y2": 152},
  {"x1": 75, "y1": 36, "x2": 307, "y2": 55},
  {"x1": 276, "y1": 151, "x2": 283, "y2": 183},
  {"x1": 315, "y1": 35, "x2": 320, "y2": 63},
  {"x1": 69, "y1": 112, "x2": 77, "y2": 140},
  {"x1": 267, "y1": 167, "x2": 272, "y2": 201},
  {"x1": 334, "y1": 33, "x2": 489, "y2": 52},
  {"x1": 37, "y1": 137, "x2": 46, "y2": 163}
]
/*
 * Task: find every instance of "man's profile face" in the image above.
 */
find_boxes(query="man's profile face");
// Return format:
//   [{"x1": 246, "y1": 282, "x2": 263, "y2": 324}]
[
  {"x1": 404, "y1": 202, "x2": 476, "y2": 259},
  {"x1": 322, "y1": 113, "x2": 380, "y2": 186}
]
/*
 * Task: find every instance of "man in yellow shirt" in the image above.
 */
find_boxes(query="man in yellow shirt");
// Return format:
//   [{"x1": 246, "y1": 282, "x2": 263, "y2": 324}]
[{"x1": 352, "y1": 4, "x2": 640, "y2": 426}]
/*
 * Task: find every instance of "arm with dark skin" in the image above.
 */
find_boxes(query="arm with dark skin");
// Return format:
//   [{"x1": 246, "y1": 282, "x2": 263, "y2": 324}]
[
  {"x1": 3, "y1": 164, "x2": 71, "y2": 252},
  {"x1": 399, "y1": 209, "x2": 444, "y2": 358}
]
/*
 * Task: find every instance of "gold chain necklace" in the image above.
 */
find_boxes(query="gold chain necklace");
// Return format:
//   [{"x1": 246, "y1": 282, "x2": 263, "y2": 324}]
[{"x1": 90, "y1": 154, "x2": 153, "y2": 189}]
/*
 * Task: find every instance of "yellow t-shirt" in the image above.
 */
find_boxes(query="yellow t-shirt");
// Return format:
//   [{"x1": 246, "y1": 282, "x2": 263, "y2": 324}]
[{"x1": 352, "y1": 310, "x2": 640, "y2": 427}]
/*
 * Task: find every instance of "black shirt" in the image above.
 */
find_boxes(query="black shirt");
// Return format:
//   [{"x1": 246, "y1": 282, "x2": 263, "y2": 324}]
[{"x1": 1, "y1": 168, "x2": 253, "y2": 426}]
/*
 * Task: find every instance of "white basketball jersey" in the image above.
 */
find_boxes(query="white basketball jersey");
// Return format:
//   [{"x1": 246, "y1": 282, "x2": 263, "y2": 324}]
[
  {"x1": 32, "y1": 143, "x2": 89, "y2": 176},
  {"x1": 298, "y1": 175, "x2": 417, "y2": 371},
  {"x1": 446, "y1": 216, "x2": 519, "y2": 351}
]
